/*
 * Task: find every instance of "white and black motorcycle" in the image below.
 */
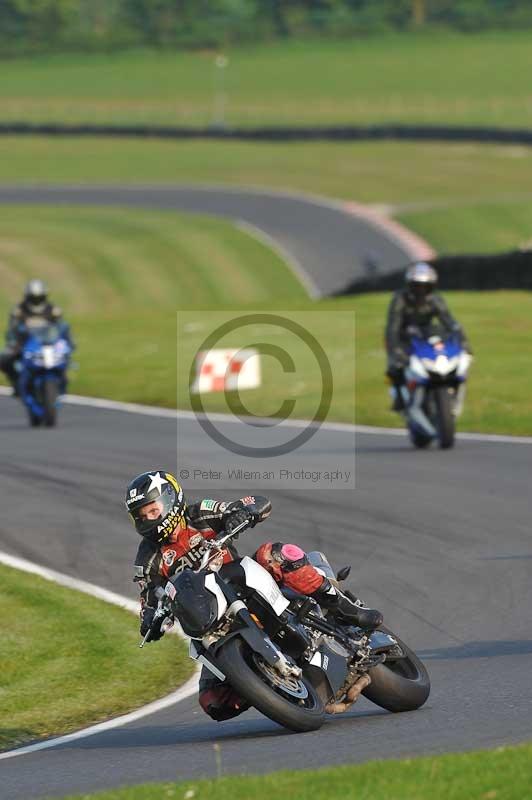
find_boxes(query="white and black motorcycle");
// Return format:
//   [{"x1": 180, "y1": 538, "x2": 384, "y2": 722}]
[
  {"x1": 141, "y1": 499, "x2": 430, "y2": 733},
  {"x1": 393, "y1": 329, "x2": 472, "y2": 450}
]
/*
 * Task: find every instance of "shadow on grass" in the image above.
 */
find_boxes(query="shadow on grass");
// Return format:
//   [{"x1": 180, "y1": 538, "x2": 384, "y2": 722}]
[{"x1": 418, "y1": 639, "x2": 532, "y2": 660}]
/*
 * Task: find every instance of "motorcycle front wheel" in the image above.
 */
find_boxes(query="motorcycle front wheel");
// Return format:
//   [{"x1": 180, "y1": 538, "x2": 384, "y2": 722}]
[
  {"x1": 216, "y1": 637, "x2": 325, "y2": 733},
  {"x1": 43, "y1": 380, "x2": 58, "y2": 427},
  {"x1": 363, "y1": 627, "x2": 430, "y2": 713},
  {"x1": 435, "y1": 386, "x2": 455, "y2": 449}
]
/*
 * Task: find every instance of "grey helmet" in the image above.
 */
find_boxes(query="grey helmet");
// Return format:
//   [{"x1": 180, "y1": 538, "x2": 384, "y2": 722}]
[
  {"x1": 24, "y1": 279, "x2": 48, "y2": 313},
  {"x1": 405, "y1": 262, "x2": 437, "y2": 300}
]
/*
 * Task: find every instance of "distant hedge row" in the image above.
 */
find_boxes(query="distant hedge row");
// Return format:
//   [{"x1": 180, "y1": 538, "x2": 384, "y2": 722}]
[
  {"x1": 336, "y1": 250, "x2": 532, "y2": 295},
  {"x1": 3, "y1": 0, "x2": 532, "y2": 55}
]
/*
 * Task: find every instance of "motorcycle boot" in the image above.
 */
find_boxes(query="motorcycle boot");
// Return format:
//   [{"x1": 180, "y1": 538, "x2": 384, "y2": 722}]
[
  {"x1": 198, "y1": 667, "x2": 251, "y2": 722},
  {"x1": 391, "y1": 384, "x2": 405, "y2": 412},
  {"x1": 312, "y1": 579, "x2": 383, "y2": 630}
]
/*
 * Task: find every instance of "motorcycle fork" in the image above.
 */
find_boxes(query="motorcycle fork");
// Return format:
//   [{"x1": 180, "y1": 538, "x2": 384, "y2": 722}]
[
  {"x1": 454, "y1": 383, "x2": 466, "y2": 416},
  {"x1": 408, "y1": 384, "x2": 436, "y2": 438}
]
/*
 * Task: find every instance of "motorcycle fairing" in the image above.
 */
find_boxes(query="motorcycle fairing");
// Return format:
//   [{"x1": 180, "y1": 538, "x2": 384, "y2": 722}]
[
  {"x1": 240, "y1": 555, "x2": 290, "y2": 616},
  {"x1": 167, "y1": 569, "x2": 221, "y2": 639},
  {"x1": 308, "y1": 639, "x2": 350, "y2": 700},
  {"x1": 407, "y1": 335, "x2": 468, "y2": 384},
  {"x1": 189, "y1": 639, "x2": 226, "y2": 681},
  {"x1": 18, "y1": 328, "x2": 71, "y2": 418}
]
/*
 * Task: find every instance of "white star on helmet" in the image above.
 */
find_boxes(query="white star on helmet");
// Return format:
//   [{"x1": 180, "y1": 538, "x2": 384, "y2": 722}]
[{"x1": 148, "y1": 472, "x2": 169, "y2": 495}]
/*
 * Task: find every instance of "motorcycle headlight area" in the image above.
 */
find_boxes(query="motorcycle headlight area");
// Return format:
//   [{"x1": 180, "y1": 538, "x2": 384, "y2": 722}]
[
  {"x1": 423, "y1": 355, "x2": 459, "y2": 376},
  {"x1": 29, "y1": 345, "x2": 64, "y2": 368}
]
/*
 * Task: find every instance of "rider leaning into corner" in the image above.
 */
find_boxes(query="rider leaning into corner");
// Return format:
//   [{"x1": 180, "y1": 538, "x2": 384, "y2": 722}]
[
  {"x1": 126, "y1": 470, "x2": 383, "y2": 722},
  {"x1": 385, "y1": 262, "x2": 473, "y2": 411},
  {"x1": 0, "y1": 279, "x2": 73, "y2": 395}
]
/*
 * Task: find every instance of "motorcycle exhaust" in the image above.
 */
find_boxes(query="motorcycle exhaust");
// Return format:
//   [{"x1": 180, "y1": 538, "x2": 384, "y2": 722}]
[{"x1": 325, "y1": 673, "x2": 371, "y2": 715}]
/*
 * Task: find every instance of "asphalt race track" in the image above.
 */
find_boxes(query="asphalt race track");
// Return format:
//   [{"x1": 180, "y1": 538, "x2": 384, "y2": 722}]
[
  {"x1": 0, "y1": 187, "x2": 531, "y2": 798},
  {"x1": 1, "y1": 400, "x2": 531, "y2": 799},
  {"x1": 0, "y1": 184, "x2": 416, "y2": 296}
]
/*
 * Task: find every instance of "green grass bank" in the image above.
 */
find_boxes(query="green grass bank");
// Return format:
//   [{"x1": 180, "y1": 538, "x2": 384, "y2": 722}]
[
  {"x1": 0, "y1": 205, "x2": 530, "y2": 435},
  {"x1": 0, "y1": 563, "x2": 193, "y2": 752},
  {"x1": 3, "y1": 32, "x2": 532, "y2": 129},
  {"x1": 63, "y1": 742, "x2": 532, "y2": 800},
  {"x1": 1, "y1": 137, "x2": 532, "y2": 255}
]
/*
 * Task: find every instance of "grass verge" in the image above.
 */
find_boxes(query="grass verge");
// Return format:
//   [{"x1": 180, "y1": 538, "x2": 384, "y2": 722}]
[
  {"x1": 0, "y1": 205, "x2": 305, "y2": 318},
  {"x1": 0, "y1": 563, "x2": 193, "y2": 752},
  {"x1": 0, "y1": 205, "x2": 530, "y2": 434},
  {"x1": 1, "y1": 137, "x2": 532, "y2": 255},
  {"x1": 3, "y1": 32, "x2": 532, "y2": 128},
  {"x1": 62, "y1": 742, "x2": 532, "y2": 799},
  {"x1": 175, "y1": 293, "x2": 532, "y2": 436}
]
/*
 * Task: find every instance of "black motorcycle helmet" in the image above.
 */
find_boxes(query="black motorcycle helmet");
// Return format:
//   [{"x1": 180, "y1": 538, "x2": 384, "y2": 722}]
[
  {"x1": 405, "y1": 262, "x2": 437, "y2": 303},
  {"x1": 24, "y1": 279, "x2": 48, "y2": 313},
  {"x1": 125, "y1": 470, "x2": 186, "y2": 544}
]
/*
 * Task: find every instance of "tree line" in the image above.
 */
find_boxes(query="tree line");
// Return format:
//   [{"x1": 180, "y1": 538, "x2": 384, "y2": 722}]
[{"x1": 1, "y1": 1, "x2": 532, "y2": 55}]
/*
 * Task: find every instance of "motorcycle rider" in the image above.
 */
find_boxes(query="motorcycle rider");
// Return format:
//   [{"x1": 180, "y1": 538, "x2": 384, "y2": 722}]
[
  {"x1": 127, "y1": 470, "x2": 383, "y2": 722},
  {"x1": 385, "y1": 262, "x2": 472, "y2": 410},
  {"x1": 0, "y1": 279, "x2": 69, "y2": 394}
]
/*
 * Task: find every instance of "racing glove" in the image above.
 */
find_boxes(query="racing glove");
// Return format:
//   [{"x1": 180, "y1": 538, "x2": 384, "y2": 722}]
[
  {"x1": 224, "y1": 508, "x2": 253, "y2": 537},
  {"x1": 140, "y1": 606, "x2": 164, "y2": 642}
]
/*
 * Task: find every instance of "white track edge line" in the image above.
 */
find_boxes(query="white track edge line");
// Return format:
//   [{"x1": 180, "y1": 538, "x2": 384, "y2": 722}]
[
  {"x1": 1, "y1": 386, "x2": 530, "y2": 444},
  {"x1": 0, "y1": 550, "x2": 199, "y2": 761},
  {"x1": 235, "y1": 219, "x2": 320, "y2": 298}
]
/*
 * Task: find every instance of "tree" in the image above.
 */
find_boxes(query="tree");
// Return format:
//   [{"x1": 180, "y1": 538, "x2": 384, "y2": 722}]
[{"x1": 412, "y1": 0, "x2": 426, "y2": 26}]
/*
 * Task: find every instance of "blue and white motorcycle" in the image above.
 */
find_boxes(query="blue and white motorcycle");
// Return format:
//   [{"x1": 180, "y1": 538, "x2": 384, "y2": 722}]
[
  {"x1": 17, "y1": 321, "x2": 72, "y2": 427},
  {"x1": 394, "y1": 330, "x2": 472, "y2": 449}
]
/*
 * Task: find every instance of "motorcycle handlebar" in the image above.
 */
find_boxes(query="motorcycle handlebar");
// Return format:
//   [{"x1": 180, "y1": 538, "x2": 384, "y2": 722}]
[{"x1": 139, "y1": 598, "x2": 171, "y2": 648}]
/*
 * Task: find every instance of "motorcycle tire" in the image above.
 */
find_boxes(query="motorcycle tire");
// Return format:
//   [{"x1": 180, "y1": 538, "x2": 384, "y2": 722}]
[
  {"x1": 43, "y1": 381, "x2": 58, "y2": 427},
  {"x1": 363, "y1": 627, "x2": 430, "y2": 713},
  {"x1": 27, "y1": 409, "x2": 41, "y2": 427},
  {"x1": 216, "y1": 636, "x2": 325, "y2": 733},
  {"x1": 435, "y1": 386, "x2": 455, "y2": 449}
]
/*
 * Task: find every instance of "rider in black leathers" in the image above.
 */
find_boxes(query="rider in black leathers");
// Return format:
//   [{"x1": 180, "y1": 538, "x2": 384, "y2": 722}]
[
  {"x1": 127, "y1": 470, "x2": 383, "y2": 722},
  {"x1": 385, "y1": 263, "x2": 471, "y2": 410},
  {"x1": 0, "y1": 280, "x2": 69, "y2": 393}
]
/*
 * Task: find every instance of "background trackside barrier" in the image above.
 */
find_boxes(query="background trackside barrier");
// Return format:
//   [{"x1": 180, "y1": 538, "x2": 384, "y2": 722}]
[
  {"x1": 191, "y1": 348, "x2": 261, "y2": 394},
  {"x1": 334, "y1": 249, "x2": 532, "y2": 295}
]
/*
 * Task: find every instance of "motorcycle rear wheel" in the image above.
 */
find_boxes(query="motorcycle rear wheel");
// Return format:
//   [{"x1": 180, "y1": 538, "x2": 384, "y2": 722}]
[
  {"x1": 363, "y1": 627, "x2": 430, "y2": 713},
  {"x1": 216, "y1": 636, "x2": 325, "y2": 733}
]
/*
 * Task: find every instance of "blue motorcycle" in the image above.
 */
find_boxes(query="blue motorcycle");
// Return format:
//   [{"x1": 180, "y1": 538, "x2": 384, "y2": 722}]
[
  {"x1": 392, "y1": 329, "x2": 472, "y2": 449},
  {"x1": 17, "y1": 322, "x2": 72, "y2": 427}
]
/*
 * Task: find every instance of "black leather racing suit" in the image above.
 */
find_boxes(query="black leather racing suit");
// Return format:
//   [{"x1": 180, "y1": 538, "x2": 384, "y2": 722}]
[{"x1": 133, "y1": 496, "x2": 263, "y2": 723}]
